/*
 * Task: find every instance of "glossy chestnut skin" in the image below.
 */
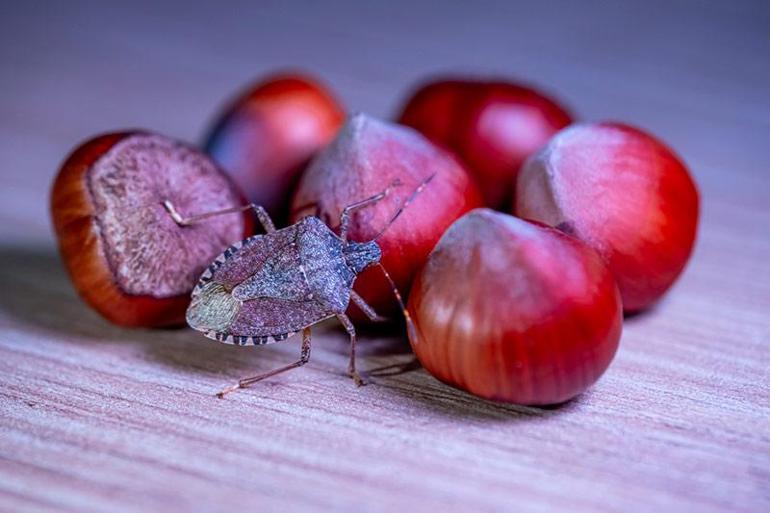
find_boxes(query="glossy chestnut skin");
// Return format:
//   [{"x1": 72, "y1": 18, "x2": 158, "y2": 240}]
[
  {"x1": 291, "y1": 113, "x2": 483, "y2": 319},
  {"x1": 205, "y1": 73, "x2": 345, "y2": 223},
  {"x1": 406, "y1": 209, "x2": 622, "y2": 405},
  {"x1": 51, "y1": 132, "x2": 253, "y2": 327},
  {"x1": 515, "y1": 122, "x2": 699, "y2": 312},
  {"x1": 398, "y1": 78, "x2": 572, "y2": 209}
]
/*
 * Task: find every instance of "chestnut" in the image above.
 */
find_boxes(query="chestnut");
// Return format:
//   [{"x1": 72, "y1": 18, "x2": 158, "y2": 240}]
[
  {"x1": 204, "y1": 73, "x2": 345, "y2": 223},
  {"x1": 50, "y1": 131, "x2": 253, "y2": 327},
  {"x1": 291, "y1": 113, "x2": 483, "y2": 319},
  {"x1": 515, "y1": 122, "x2": 699, "y2": 312},
  {"x1": 406, "y1": 209, "x2": 622, "y2": 405},
  {"x1": 398, "y1": 78, "x2": 572, "y2": 209}
]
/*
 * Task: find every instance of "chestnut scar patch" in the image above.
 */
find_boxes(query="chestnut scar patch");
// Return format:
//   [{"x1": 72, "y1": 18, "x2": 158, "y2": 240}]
[{"x1": 88, "y1": 134, "x2": 245, "y2": 297}]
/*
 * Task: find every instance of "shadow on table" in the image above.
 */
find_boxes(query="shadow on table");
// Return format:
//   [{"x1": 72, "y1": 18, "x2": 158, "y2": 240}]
[
  {"x1": 0, "y1": 246, "x2": 415, "y2": 380},
  {"x1": 0, "y1": 245, "x2": 582, "y2": 421},
  {"x1": 371, "y1": 363, "x2": 585, "y2": 421},
  {"x1": 0, "y1": 245, "x2": 293, "y2": 377}
]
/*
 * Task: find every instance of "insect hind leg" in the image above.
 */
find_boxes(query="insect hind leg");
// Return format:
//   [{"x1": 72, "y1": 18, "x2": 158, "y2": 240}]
[{"x1": 216, "y1": 327, "x2": 312, "y2": 398}]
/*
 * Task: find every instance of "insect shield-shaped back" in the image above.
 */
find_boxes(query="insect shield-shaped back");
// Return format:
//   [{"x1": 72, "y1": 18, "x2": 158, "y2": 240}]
[{"x1": 186, "y1": 216, "x2": 380, "y2": 345}]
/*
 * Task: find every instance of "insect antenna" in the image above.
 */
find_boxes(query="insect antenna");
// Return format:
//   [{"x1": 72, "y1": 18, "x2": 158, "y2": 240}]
[
  {"x1": 374, "y1": 262, "x2": 418, "y2": 344},
  {"x1": 371, "y1": 173, "x2": 437, "y2": 241}
]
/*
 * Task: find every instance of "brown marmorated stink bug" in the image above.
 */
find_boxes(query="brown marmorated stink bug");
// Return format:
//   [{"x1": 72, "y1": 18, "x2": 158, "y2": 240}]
[{"x1": 162, "y1": 175, "x2": 432, "y2": 397}]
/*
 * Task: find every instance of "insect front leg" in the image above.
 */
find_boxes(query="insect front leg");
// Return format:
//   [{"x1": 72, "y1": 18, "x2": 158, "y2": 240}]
[
  {"x1": 163, "y1": 200, "x2": 276, "y2": 233},
  {"x1": 338, "y1": 180, "x2": 401, "y2": 242},
  {"x1": 337, "y1": 314, "x2": 365, "y2": 387},
  {"x1": 216, "y1": 327, "x2": 312, "y2": 398},
  {"x1": 350, "y1": 291, "x2": 387, "y2": 322}
]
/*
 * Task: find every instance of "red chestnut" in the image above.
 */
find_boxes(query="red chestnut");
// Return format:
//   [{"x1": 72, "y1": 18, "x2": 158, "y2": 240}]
[
  {"x1": 205, "y1": 73, "x2": 345, "y2": 222},
  {"x1": 515, "y1": 122, "x2": 699, "y2": 312},
  {"x1": 51, "y1": 132, "x2": 253, "y2": 327},
  {"x1": 291, "y1": 113, "x2": 483, "y2": 319},
  {"x1": 407, "y1": 209, "x2": 622, "y2": 405},
  {"x1": 398, "y1": 78, "x2": 572, "y2": 209}
]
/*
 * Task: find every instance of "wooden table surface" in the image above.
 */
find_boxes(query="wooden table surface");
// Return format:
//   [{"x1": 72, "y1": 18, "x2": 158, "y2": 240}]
[{"x1": 1, "y1": 2, "x2": 768, "y2": 512}]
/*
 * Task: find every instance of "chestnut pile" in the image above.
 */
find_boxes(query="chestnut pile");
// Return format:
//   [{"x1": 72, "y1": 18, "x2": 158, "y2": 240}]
[{"x1": 50, "y1": 72, "x2": 699, "y2": 405}]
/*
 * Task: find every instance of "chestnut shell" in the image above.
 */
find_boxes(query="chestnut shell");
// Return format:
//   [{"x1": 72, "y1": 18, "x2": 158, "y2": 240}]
[
  {"x1": 50, "y1": 132, "x2": 253, "y2": 327},
  {"x1": 398, "y1": 78, "x2": 572, "y2": 209},
  {"x1": 290, "y1": 114, "x2": 483, "y2": 320},
  {"x1": 407, "y1": 209, "x2": 622, "y2": 405},
  {"x1": 515, "y1": 122, "x2": 700, "y2": 312},
  {"x1": 205, "y1": 73, "x2": 345, "y2": 223}
]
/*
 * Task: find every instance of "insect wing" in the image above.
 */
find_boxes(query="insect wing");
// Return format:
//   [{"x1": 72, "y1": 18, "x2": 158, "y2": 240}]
[{"x1": 188, "y1": 225, "x2": 331, "y2": 344}]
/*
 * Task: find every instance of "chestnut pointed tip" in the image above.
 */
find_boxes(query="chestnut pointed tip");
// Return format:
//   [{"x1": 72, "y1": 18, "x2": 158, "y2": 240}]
[{"x1": 290, "y1": 113, "x2": 483, "y2": 323}]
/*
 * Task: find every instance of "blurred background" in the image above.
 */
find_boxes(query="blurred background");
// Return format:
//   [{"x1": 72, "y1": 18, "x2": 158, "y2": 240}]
[
  {"x1": 1, "y1": 0, "x2": 768, "y2": 247},
  {"x1": 1, "y1": 2, "x2": 768, "y2": 512}
]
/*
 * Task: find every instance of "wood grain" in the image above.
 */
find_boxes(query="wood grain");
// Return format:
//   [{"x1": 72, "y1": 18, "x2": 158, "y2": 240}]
[{"x1": 1, "y1": 1, "x2": 768, "y2": 512}]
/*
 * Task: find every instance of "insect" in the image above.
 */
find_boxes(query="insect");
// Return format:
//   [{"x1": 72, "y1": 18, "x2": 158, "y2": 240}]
[{"x1": 163, "y1": 175, "x2": 432, "y2": 397}]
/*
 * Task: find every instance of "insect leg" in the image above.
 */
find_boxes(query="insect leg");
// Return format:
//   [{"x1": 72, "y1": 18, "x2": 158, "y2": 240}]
[
  {"x1": 338, "y1": 179, "x2": 402, "y2": 242},
  {"x1": 350, "y1": 291, "x2": 387, "y2": 322},
  {"x1": 163, "y1": 200, "x2": 276, "y2": 233},
  {"x1": 370, "y1": 173, "x2": 436, "y2": 241},
  {"x1": 350, "y1": 263, "x2": 422, "y2": 378},
  {"x1": 216, "y1": 328, "x2": 312, "y2": 398},
  {"x1": 337, "y1": 314, "x2": 365, "y2": 387}
]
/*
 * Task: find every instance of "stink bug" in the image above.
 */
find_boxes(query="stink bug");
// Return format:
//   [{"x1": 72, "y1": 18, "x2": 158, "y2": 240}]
[{"x1": 163, "y1": 176, "x2": 432, "y2": 397}]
